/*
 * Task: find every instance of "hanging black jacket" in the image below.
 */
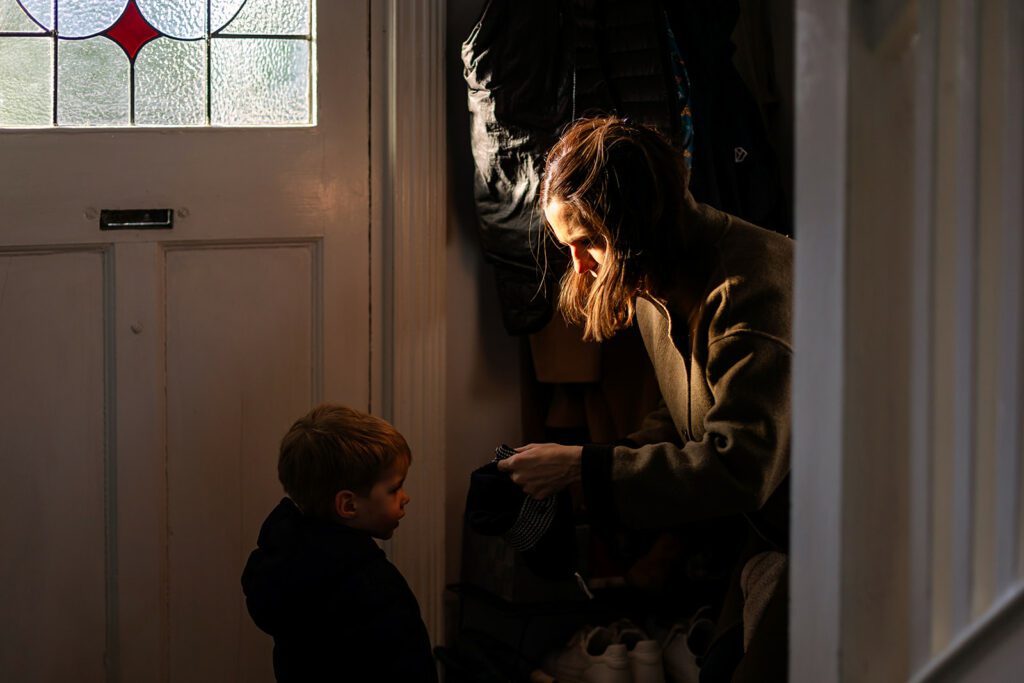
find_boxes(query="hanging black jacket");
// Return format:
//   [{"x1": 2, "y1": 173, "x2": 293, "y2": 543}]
[
  {"x1": 241, "y1": 498, "x2": 437, "y2": 682},
  {"x1": 665, "y1": 1, "x2": 789, "y2": 236}
]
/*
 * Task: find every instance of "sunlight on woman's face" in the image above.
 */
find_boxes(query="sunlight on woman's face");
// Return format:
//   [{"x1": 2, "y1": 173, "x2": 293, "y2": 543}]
[{"x1": 544, "y1": 199, "x2": 605, "y2": 278}]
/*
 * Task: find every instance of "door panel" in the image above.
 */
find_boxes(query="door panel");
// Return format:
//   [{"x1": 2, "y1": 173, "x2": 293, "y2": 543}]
[
  {"x1": 0, "y1": 249, "x2": 109, "y2": 683},
  {"x1": 165, "y1": 244, "x2": 316, "y2": 681}
]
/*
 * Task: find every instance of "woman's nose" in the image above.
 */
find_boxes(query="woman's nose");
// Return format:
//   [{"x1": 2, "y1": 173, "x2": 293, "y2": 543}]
[{"x1": 571, "y1": 245, "x2": 596, "y2": 275}]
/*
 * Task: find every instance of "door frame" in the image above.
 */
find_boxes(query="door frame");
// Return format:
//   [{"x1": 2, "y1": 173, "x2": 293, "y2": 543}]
[
  {"x1": 793, "y1": 1, "x2": 1024, "y2": 681},
  {"x1": 368, "y1": 0, "x2": 448, "y2": 645},
  {"x1": 791, "y1": 0, "x2": 848, "y2": 679}
]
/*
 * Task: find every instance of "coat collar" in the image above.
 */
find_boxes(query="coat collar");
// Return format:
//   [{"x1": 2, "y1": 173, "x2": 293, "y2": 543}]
[{"x1": 639, "y1": 202, "x2": 733, "y2": 332}]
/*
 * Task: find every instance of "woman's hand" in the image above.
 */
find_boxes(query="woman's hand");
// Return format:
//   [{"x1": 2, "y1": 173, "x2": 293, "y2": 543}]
[{"x1": 496, "y1": 443, "x2": 583, "y2": 499}]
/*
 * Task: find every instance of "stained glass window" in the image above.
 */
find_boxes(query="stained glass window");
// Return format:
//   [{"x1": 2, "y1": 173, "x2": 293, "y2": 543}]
[{"x1": 0, "y1": 0, "x2": 314, "y2": 127}]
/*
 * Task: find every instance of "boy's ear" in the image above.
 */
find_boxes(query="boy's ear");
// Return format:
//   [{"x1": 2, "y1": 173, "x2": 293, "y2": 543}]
[{"x1": 335, "y1": 490, "x2": 358, "y2": 519}]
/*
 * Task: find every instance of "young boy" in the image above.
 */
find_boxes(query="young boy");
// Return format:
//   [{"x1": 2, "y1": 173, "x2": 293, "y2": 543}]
[{"x1": 242, "y1": 404, "x2": 438, "y2": 682}]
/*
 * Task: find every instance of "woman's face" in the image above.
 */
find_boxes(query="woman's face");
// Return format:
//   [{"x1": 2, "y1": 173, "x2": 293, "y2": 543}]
[{"x1": 544, "y1": 199, "x2": 606, "y2": 277}]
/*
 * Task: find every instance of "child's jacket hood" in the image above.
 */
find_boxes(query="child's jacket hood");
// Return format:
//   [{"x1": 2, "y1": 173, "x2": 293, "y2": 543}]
[
  {"x1": 240, "y1": 497, "x2": 383, "y2": 636},
  {"x1": 240, "y1": 498, "x2": 437, "y2": 681}
]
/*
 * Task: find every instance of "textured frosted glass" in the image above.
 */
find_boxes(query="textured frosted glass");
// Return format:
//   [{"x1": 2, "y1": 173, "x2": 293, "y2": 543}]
[
  {"x1": 136, "y1": 0, "x2": 203, "y2": 39},
  {"x1": 0, "y1": 0, "x2": 44, "y2": 32},
  {"x1": 19, "y1": 0, "x2": 128, "y2": 37},
  {"x1": 135, "y1": 37, "x2": 205, "y2": 126},
  {"x1": 0, "y1": 37, "x2": 52, "y2": 126},
  {"x1": 58, "y1": 0, "x2": 127, "y2": 37},
  {"x1": 15, "y1": 0, "x2": 50, "y2": 29},
  {"x1": 221, "y1": 0, "x2": 309, "y2": 36},
  {"x1": 138, "y1": 0, "x2": 245, "y2": 39},
  {"x1": 58, "y1": 37, "x2": 129, "y2": 126},
  {"x1": 209, "y1": 0, "x2": 248, "y2": 33},
  {"x1": 211, "y1": 38, "x2": 309, "y2": 125}
]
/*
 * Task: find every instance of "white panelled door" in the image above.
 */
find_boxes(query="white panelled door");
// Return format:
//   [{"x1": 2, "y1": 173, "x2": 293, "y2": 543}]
[{"x1": 0, "y1": 3, "x2": 369, "y2": 681}]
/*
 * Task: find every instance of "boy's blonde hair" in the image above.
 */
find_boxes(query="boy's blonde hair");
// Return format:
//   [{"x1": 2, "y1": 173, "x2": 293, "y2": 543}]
[{"x1": 278, "y1": 404, "x2": 411, "y2": 518}]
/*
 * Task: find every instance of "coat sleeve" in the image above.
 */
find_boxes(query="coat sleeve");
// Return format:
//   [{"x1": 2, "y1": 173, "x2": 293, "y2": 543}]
[
  {"x1": 624, "y1": 399, "x2": 685, "y2": 447},
  {"x1": 581, "y1": 331, "x2": 791, "y2": 530}
]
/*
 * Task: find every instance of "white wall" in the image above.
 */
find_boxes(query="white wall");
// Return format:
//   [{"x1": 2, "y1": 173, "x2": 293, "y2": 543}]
[{"x1": 444, "y1": 0, "x2": 523, "y2": 587}]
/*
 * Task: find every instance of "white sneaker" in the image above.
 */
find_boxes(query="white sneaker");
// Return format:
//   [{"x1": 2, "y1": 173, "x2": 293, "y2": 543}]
[
  {"x1": 661, "y1": 608, "x2": 713, "y2": 683},
  {"x1": 542, "y1": 626, "x2": 631, "y2": 683},
  {"x1": 607, "y1": 619, "x2": 666, "y2": 683},
  {"x1": 661, "y1": 623, "x2": 698, "y2": 683},
  {"x1": 626, "y1": 638, "x2": 665, "y2": 683}
]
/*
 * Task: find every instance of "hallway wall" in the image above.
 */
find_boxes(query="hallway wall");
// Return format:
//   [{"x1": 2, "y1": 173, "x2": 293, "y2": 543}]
[{"x1": 444, "y1": 0, "x2": 523, "y2": 589}]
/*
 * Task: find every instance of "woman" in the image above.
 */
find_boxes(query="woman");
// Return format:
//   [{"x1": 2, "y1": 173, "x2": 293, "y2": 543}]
[{"x1": 497, "y1": 117, "x2": 791, "y2": 680}]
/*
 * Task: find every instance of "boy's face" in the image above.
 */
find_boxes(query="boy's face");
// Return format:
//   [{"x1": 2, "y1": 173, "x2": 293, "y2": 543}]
[{"x1": 346, "y1": 456, "x2": 411, "y2": 540}]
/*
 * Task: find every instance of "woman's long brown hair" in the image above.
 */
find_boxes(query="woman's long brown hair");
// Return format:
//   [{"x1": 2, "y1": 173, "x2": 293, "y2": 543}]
[{"x1": 541, "y1": 117, "x2": 692, "y2": 341}]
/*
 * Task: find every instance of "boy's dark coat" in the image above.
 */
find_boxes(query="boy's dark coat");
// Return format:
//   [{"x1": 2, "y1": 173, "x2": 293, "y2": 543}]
[{"x1": 242, "y1": 498, "x2": 437, "y2": 682}]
